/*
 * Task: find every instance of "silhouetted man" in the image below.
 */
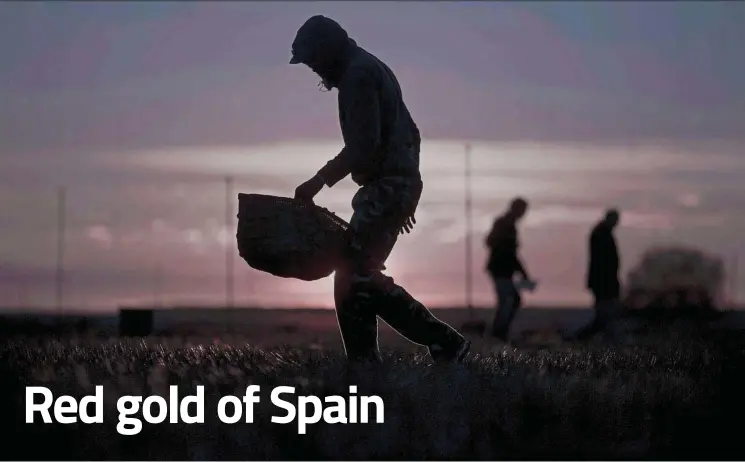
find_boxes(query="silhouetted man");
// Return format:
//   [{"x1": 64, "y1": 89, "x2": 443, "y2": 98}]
[
  {"x1": 575, "y1": 208, "x2": 622, "y2": 341},
  {"x1": 289, "y1": 15, "x2": 469, "y2": 363},
  {"x1": 485, "y1": 197, "x2": 533, "y2": 341}
]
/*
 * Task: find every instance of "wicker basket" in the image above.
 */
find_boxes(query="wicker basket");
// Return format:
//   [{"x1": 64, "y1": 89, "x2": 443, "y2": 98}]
[{"x1": 236, "y1": 193, "x2": 349, "y2": 281}]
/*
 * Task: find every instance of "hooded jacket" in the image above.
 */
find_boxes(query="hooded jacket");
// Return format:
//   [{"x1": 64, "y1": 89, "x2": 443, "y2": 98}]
[{"x1": 290, "y1": 16, "x2": 422, "y2": 187}]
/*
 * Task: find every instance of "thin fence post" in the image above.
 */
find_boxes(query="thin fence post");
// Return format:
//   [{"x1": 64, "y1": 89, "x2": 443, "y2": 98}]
[
  {"x1": 56, "y1": 186, "x2": 66, "y2": 320},
  {"x1": 732, "y1": 252, "x2": 739, "y2": 308},
  {"x1": 465, "y1": 143, "x2": 474, "y2": 319},
  {"x1": 225, "y1": 176, "x2": 234, "y2": 309}
]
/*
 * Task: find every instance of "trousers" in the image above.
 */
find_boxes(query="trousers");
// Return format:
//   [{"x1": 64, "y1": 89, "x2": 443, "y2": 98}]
[
  {"x1": 490, "y1": 277, "x2": 522, "y2": 340},
  {"x1": 574, "y1": 293, "x2": 622, "y2": 341},
  {"x1": 334, "y1": 176, "x2": 465, "y2": 361}
]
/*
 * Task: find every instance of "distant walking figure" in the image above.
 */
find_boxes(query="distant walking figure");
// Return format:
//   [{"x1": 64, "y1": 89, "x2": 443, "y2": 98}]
[
  {"x1": 289, "y1": 15, "x2": 469, "y2": 363},
  {"x1": 485, "y1": 197, "x2": 533, "y2": 341},
  {"x1": 575, "y1": 208, "x2": 622, "y2": 341}
]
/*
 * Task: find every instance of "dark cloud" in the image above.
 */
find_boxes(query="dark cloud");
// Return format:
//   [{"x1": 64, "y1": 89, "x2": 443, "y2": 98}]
[
  {"x1": 2, "y1": 2, "x2": 745, "y2": 310},
  {"x1": 1, "y1": 2, "x2": 743, "y2": 157}
]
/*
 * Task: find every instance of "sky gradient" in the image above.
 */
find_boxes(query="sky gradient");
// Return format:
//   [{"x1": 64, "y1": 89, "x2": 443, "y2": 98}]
[{"x1": 1, "y1": 2, "x2": 744, "y2": 312}]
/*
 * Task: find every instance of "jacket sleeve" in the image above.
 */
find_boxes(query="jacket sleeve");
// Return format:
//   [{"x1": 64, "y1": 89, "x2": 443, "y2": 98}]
[
  {"x1": 412, "y1": 121, "x2": 421, "y2": 146},
  {"x1": 609, "y1": 235, "x2": 619, "y2": 273},
  {"x1": 601, "y1": 233, "x2": 617, "y2": 271},
  {"x1": 587, "y1": 230, "x2": 602, "y2": 287},
  {"x1": 317, "y1": 69, "x2": 381, "y2": 187},
  {"x1": 485, "y1": 220, "x2": 498, "y2": 248},
  {"x1": 408, "y1": 109, "x2": 421, "y2": 147}
]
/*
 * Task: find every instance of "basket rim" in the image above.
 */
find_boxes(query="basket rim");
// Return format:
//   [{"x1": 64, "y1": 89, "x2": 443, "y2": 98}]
[{"x1": 237, "y1": 193, "x2": 349, "y2": 228}]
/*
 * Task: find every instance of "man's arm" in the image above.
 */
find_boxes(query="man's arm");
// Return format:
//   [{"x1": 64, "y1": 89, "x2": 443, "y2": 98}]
[
  {"x1": 608, "y1": 233, "x2": 620, "y2": 274},
  {"x1": 317, "y1": 69, "x2": 381, "y2": 187},
  {"x1": 409, "y1": 112, "x2": 421, "y2": 148},
  {"x1": 515, "y1": 255, "x2": 529, "y2": 280},
  {"x1": 589, "y1": 229, "x2": 600, "y2": 263},
  {"x1": 485, "y1": 220, "x2": 499, "y2": 248},
  {"x1": 513, "y1": 228, "x2": 529, "y2": 280}
]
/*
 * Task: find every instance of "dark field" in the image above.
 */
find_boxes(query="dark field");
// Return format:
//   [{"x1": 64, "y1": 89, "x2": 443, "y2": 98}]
[{"x1": 2, "y1": 318, "x2": 745, "y2": 460}]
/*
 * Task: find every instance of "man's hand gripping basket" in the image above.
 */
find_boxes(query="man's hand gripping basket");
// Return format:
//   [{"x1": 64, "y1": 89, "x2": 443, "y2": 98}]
[{"x1": 236, "y1": 193, "x2": 349, "y2": 281}]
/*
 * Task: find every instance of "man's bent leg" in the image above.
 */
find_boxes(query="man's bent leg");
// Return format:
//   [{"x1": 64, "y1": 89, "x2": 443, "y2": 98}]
[
  {"x1": 596, "y1": 297, "x2": 621, "y2": 342},
  {"x1": 492, "y1": 279, "x2": 518, "y2": 340},
  {"x1": 574, "y1": 293, "x2": 605, "y2": 341},
  {"x1": 334, "y1": 269, "x2": 382, "y2": 362},
  {"x1": 370, "y1": 273, "x2": 468, "y2": 360},
  {"x1": 330, "y1": 182, "x2": 393, "y2": 362},
  {"x1": 339, "y1": 177, "x2": 468, "y2": 361}
]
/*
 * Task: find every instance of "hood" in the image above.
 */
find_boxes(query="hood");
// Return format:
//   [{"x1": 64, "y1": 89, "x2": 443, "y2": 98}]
[{"x1": 289, "y1": 15, "x2": 357, "y2": 86}]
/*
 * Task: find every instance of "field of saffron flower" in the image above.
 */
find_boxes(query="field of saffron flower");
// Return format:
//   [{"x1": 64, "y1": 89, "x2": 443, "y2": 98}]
[{"x1": 2, "y1": 323, "x2": 745, "y2": 460}]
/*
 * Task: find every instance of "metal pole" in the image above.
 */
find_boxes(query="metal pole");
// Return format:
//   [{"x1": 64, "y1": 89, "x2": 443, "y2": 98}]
[
  {"x1": 732, "y1": 253, "x2": 739, "y2": 308},
  {"x1": 152, "y1": 261, "x2": 162, "y2": 307},
  {"x1": 56, "y1": 186, "x2": 66, "y2": 319},
  {"x1": 465, "y1": 143, "x2": 474, "y2": 319},
  {"x1": 225, "y1": 176, "x2": 234, "y2": 309}
]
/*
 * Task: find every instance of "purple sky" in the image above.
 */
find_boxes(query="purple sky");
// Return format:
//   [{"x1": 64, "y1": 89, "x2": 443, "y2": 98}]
[{"x1": 1, "y1": 2, "x2": 744, "y2": 311}]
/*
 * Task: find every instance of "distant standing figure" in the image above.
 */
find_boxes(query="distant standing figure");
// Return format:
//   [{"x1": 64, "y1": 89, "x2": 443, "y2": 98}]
[
  {"x1": 575, "y1": 208, "x2": 622, "y2": 341},
  {"x1": 485, "y1": 197, "x2": 533, "y2": 342}
]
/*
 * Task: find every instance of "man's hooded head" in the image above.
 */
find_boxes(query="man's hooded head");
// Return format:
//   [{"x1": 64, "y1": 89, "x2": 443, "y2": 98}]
[
  {"x1": 289, "y1": 15, "x2": 357, "y2": 89},
  {"x1": 508, "y1": 197, "x2": 529, "y2": 221},
  {"x1": 603, "y1": 208, "x2": 620, "y2": 229}
]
